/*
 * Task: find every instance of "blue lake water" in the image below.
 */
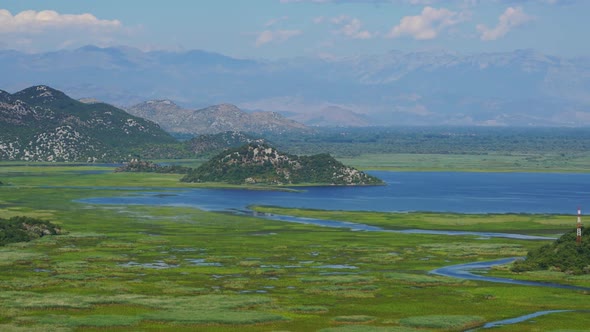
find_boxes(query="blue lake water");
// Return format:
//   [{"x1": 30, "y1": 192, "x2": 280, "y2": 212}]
[
  {"x1": 82, "y1": 171, "x2": 590, "y2": 214},
  {"x1": 80, "y1": 171, "x2": 590, "y2": 302}
]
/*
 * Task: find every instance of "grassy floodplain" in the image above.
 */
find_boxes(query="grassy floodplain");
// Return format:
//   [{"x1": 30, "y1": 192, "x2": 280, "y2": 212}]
[
  {"x1": 339, "y1": 152, "x2": 590, "y2": 173},
  {"x1": 0, "y1": 164, "x2": 589, "y2": 331}
]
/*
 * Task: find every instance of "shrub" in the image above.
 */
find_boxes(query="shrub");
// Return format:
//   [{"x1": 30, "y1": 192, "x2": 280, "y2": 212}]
[{"x1": 0, "y1": 216, "x2": 62, "y2": 246}]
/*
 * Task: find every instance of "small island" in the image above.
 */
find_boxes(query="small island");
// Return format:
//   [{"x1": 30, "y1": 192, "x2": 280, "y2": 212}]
[{"x1": 181, "y1": 142, "x2": 383, "y2": 186}]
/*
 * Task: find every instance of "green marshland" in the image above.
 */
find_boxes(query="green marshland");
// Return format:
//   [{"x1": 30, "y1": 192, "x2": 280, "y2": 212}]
[{"x1": 0, "y1": 165, "x2": 589, "y2": 331}]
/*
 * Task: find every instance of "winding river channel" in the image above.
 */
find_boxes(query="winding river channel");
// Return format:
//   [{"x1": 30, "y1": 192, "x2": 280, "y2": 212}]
[
  {"x1": 430, "y1": 257, "x2": 590, "y2": 291},
  {"x1": 247, "y1": 211, "x2": 556, "y2": 240}
]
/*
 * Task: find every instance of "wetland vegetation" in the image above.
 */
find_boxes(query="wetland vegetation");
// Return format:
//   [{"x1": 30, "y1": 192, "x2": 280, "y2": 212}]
[{"x1": 0, "y1": 165, "x2": 588, "y2": 331}]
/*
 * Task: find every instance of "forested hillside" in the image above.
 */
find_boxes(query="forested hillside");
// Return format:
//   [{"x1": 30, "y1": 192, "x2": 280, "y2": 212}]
[
  {"x1": 512, "y1": 228, "x2": 590, "y2": 275},
  {"x1": 0, "y1": 85, "x2": 175, "y2": 162}
]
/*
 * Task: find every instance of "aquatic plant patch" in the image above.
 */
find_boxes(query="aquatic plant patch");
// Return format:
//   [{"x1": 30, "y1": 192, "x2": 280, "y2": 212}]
[
  {"x1": 141, "y1": 310, "x2": 286, "y2": 325},
  {"x1": 304, "y1": 285, "x2": 378, "y2": 298},
  {"x1": 398, "y1": 315, "x2": 485, "y2": 329},
  {"x1": 290, "y1": 305, "x2": 329, "y2": 313},
  {"x1": 301, "y1": 275, "x2": 374, "y2": 285},
  {"x1": 34, "y1": 314, "x2": 143, "y2": 327},
  {"x1": 421, "y1": 242, "x2": 526, "y2": 257},
  {"x1": 332, "y1": 315, "x2": 376, "y2": 323},
  {"x1": 0, "y1": 324, "x2": 72, "y2": 332},
  {"x1": 319, "y1": 325, "x2": 421, "y2": 332},
  {"x1": 383, "y1": 272, "x2": 459, "y2": 286},
  {"x1": 0, "y1": 249, "x2": 45, "y2": 266}
]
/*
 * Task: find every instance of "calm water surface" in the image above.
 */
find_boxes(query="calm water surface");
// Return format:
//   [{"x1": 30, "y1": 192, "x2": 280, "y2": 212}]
[{"x1": 82, "y1": 171, "x2": 590, "y2": 214}]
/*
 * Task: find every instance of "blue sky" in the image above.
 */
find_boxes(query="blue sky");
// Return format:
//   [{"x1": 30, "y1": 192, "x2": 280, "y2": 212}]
[{"x1": 1, "y1": 0, "x2": 588, "y2": 58}]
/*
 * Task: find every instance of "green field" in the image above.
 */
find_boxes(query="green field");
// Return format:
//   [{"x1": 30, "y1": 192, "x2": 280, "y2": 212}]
[
  {"x1": 0, "y1": 165, "x2": 589, "y2": 331},
  {"x1": 339, "y1": 153, "x2": 590, "y2": 173}
]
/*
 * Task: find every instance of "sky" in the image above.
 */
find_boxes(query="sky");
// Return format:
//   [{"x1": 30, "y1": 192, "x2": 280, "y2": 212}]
[{"x1": 1, "y1": 0, "x2": 589, "y2": 59}]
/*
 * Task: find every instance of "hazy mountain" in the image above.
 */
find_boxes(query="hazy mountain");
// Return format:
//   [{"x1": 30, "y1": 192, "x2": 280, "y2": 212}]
[
  {"x1": 0, "y1": 85, "x2": 175, "y2": 162},
  {"x1": 185, "y1": 131, "x2": 264, "y2": 156},
  {"x1": 126, "y1": 100, "x2": 187, "y2": 132},
  {"x1": 1, "y1": 46, "x2": 589, "y2": 126},
  {"x1": 289, "y1": 106, "x2": 372, "y2": 127},
  {"x1": 127, "y1": 101, "x2": 311, "y2": 135}
]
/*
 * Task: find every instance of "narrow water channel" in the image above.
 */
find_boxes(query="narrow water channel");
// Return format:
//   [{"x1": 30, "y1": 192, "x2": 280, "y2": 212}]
[
  {"x1": 430, "y1": 258, "x2": 590, "y2": 291},
  {"x1": 251, "y1": 211, "x2": 557, "y2": 240}
]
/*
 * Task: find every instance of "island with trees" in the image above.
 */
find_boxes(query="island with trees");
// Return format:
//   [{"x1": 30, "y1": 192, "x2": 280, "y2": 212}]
[{"x1": 181, "y1": 142, "x2": 383, "y2": 186}]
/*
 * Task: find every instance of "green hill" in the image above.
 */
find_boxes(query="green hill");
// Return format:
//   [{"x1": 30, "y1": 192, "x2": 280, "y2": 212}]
[
  {"x1": 0, "y1": 85, "x2": 176, "y2": 162},
  {"x1": 181, "y1": 142, "x2": 383, "y2": 185},
  {"x1": 512, "y1": 227, "x2": 590, "y2": 274}
]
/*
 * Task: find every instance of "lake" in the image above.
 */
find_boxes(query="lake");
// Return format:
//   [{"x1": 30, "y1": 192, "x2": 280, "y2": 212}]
[{"x1": 82, "y1": 171, "x2": 590, "y2": 214}]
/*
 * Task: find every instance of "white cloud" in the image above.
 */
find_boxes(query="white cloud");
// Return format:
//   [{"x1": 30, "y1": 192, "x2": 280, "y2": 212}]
[
  {"x1": 0, "y1": 9, "x2": 121, "y2": 34},
  {"x1": 264, "y1": 16, "x2": 289, "y2": 27},
  {"x1": 408, "y1": 0, "x2": 438, "y2": 4},
  {"x1": 387, "y1": 6, "x2": 465, "y2": 40},
  {"x1": 280, "y1": 0, "x2": 331, "y2": 3},
  {"x1": 0, "y1": 9, "x2": 127, "y2": 52},
  {"x1": 255, "y1": 29, "x2": 302, "y2": 46},
  {"x1": 476, "y1": 7, "x2": 532, "y2": 41},
  {"x1": 281, "y1": 0, "x2": 578, "y2": 3},
  {"x1": 331, "y1": 15, "x2": 373, "y2": 39},
  {"x1": 281, "y1": 0, "x2": 427, "y2": 3},
  {"x1": 313, "y1": 16, "x2": 326, "y2": 24}
]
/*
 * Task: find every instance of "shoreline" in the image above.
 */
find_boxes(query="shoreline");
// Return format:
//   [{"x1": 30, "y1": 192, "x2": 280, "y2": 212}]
[{"x1": 2, "y1": 158, "x2": 590, "y2": 174}]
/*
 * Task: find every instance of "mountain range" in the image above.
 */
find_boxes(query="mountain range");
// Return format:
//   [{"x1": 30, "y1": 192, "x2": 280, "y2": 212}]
[
  {"x1": 0, "y1": 85, "x2": 174, "y2": 162},
  {"x1": 127, "y1": 100, "x2": 310, "y2": 135},
  {"x1": 1, "y1": 46, "x2": 589, "y2": 126}
]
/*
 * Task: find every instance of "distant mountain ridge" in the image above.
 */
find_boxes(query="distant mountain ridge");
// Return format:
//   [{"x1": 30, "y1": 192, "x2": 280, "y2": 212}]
[
  {"x1": 185, "y1": 131, "x2": 264, "y2": 156},
  {"x1": 289, "y1": 106, "x2": 371, "y2": 127},
  {"x1": 0, "y1": 85, "x2": 175, "y2": 162},
  {"x1": 1, "y1": 46, "x2": 590, "y2": 126},
  {"x1": 127, "y1": 100, "x2": 311, "y2": 135}
]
